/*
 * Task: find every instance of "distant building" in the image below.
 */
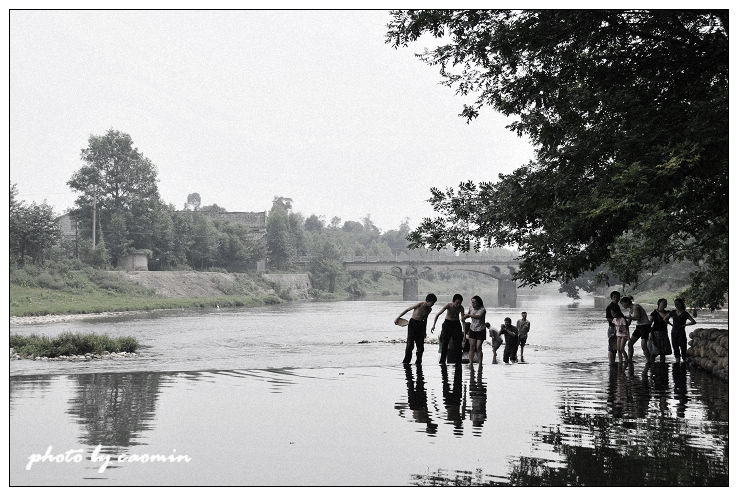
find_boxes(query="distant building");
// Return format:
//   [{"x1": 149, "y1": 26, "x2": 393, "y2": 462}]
[
  {"x1": 117, "y1": 250, "x2": 150, "y2": 271},
  {"x1": 56, "y1": 213, "x2": 77, "y2": 239}
]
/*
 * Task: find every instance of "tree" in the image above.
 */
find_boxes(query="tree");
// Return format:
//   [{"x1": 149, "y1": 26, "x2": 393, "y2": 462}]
[
  {"x1": 387, "y1": 10, "x2": 728, "y2": 309},
  {"x1": 266, "y1": 203, "x2": 297, "y2": 269},
  {"x1": 185, "y1": 193, "x2": 201, "y2": 211},
  {"x1": 9, "y1": 183, "x2": 61, "y2": 265},
  {"x1": 67, "y1": 129, "x2": 162, "y2": 265}
]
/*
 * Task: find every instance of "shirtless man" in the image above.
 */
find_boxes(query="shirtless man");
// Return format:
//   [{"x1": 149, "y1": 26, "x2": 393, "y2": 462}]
[
  {"x1": 396, "y1": 293, "x2": 438, "y2": 365},
  {"x1": 431, "y1": 294, "x2": 465, "y2": 364}
]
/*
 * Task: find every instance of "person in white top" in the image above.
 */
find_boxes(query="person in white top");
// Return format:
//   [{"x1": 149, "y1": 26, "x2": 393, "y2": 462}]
[{"x1": 462, "y1": 295, "x2": 487, "y2": 366}]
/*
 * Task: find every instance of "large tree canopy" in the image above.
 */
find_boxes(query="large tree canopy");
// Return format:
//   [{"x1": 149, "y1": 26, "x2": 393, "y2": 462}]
[{"x1": 387, "y1": 10, "x2": 728, "y2": 308}]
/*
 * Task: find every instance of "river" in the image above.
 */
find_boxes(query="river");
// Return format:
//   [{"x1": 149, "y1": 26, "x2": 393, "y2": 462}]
[{"x1": 9, "y1": 296, "x2": 729, "y2": 485}]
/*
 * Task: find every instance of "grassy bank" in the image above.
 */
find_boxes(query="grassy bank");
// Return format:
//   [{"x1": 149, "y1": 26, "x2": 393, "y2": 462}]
[
  {"x1": 10, "y1": 332, "x2": 139, "y2": 358},
  {"x1": 10, "y1": 264, "x2": 284, "y2": 317},
  {"x1": 10, "y1": 286, "x2": 282, "y2": 316}
]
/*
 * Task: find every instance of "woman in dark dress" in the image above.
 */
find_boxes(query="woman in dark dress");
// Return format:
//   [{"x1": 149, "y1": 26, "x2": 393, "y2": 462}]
[
  {"x1": 648, "y1": 298, "x2": 672, "y2": 362},
  {"x1": 667, "y1": 298, "x2": 696, "y2": 362}
]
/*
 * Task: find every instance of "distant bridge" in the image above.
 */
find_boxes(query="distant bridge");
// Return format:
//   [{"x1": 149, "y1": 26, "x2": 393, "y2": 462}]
[{"x1": 295, "y1": 254, "x2": 520, "y2": 306}]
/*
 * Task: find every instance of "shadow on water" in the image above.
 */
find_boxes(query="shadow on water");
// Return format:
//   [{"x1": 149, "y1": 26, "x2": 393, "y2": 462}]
[
  {"x1": 394, "y1": 364, "x2": 438, "y2": 435},
  {"x1": 408, "y1": 362, "x2": 728, "y2": 486}
]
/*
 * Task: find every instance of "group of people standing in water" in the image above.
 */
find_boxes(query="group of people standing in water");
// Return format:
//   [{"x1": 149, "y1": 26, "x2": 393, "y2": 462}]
[
  {"x1": 606, "y1": 290, "x2": 696, "y2": 364},
  {"x1": 394, "y1": 293, "x2": 530, "y2": 366}
]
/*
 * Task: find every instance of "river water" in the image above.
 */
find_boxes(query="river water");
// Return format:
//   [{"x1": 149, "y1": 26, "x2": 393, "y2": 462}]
[{"x1": 9, "y1": 296, "x2": 729, "y2": 485}]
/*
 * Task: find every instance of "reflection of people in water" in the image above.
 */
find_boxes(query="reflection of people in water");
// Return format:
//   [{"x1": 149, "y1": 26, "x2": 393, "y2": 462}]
[
  {"x1": 672, "y1": 361, "x2": 688, "y2": 418},
  {"x1": 440, "y1": 364, "x2": 464, "y2": 435},
  {"x1": 402, "y1": 364, "x2": 438, "y2": 434},
  {"x1": 468, "y1": 363, "x2": 487, "y2": 428}
]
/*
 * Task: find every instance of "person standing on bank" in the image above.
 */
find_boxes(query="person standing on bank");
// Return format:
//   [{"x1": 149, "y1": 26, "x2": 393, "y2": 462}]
[
  {"x1": 605, "y1": 291, "x2": 622, "y2": 365},
  {"x1": 516, "y1": 312, "x2": 531, "y2": 361},
  {"x1": 463, "y1": 296, "x2": 487, "y2": 366},
  {"x1": 431, "y1": 294, "x2": 465, "y2": 364},
  {"x1": 667, "y1": 298, "x2": 696, "y2": 363},
  {"x1": 396, "y1": 293, "x2": 437, "y2": 365},
  {"x1": 620, "y1": 296, "x2": 651, "y2": 363}
]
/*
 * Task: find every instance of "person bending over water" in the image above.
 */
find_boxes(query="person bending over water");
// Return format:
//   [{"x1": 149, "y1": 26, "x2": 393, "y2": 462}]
[
  {"x1": 396, "y1": 293, "x2": 437, "y2": 365},
  {"x1": 486, "y1": 322, "x2": 502, "y2": 364},
  {"x1": 667, "y1": 298, "x2": 696, "y2": 363},
  {"x1": 431, "y1": 293, "x2": 465, "y2": 364},
  {"x1": 463, "y1": 296, "x2": 487, "y2": 366}
]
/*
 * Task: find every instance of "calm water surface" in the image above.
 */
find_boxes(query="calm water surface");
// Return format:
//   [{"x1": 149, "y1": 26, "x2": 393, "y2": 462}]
[{"x1": 10, "y1": 298, "x2": 729, "y2": 485}]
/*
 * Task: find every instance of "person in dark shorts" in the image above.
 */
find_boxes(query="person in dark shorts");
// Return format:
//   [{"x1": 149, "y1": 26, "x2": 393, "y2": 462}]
[
  {"x1": 620, "y1": 296, "x2": 651, "y2": 363},
  {"x1": 430, "y1": 294, "x2": 465, "y2": 364},
  {"x1": 499, "y1": 317, "x2": 519, "y2": 364},
  {"x1": 666, "y1": 298, "x2": 696, "y2": 362},
  {"x1": 463, "y1": 295, "x2": 487, "y2": 366},
  {"x1": 605, "y1": 291, "x2": 621, "y2": 365},
  {"x1": 396, "y1": 293, "x2": 437, "y2": 364},
  {"x1": 516, "y1": 312, "x2": 530, "y2": 361}
]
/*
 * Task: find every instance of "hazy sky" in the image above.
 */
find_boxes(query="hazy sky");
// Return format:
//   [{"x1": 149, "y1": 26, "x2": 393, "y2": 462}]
[{"x1": 10, "y1": 10, "x2": 535, "y2": 232}]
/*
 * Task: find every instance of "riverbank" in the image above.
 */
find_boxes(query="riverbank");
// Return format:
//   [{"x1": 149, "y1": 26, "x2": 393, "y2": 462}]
[{"x1": 9, "y1": 268, "x2": 292, "y2": 317}]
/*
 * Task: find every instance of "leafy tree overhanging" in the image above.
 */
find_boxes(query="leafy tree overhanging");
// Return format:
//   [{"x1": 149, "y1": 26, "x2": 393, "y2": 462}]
[{"x1": 386, "y1": 10, "x2": 728, "y2": 309}]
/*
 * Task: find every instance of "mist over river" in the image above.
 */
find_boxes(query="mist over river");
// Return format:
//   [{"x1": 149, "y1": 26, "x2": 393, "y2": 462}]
[{"x1": 10, "y1": 296, "x2": 729, "y2": 485}]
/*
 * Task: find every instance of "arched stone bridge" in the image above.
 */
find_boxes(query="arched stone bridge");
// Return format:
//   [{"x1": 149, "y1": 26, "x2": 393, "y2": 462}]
[{"x1": 296, "y1": 255, "x2": 520, "y2": 306}]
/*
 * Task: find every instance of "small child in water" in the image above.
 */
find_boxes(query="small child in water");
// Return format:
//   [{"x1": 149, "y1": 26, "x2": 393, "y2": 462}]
[
  {"x1": 486, "y1": 322, "x2": 503, "y2": 363},
  {"x1": 611, "y1": 305, "x2": 629, "y2": 362}
]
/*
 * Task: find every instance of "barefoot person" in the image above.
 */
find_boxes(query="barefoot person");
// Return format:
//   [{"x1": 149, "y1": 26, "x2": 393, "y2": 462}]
[
  {"x1": 396, "y1": 293, "x2": 437, "y2": 365},
  {"x1": 611, "y1": 305, "x2": 629, "y2": 362},
  {"x1": 605, "y1": 291, "x2": 621, "y2": 365},
  {"x1": 499, "y1": 317, "x2": 519, "y2": 364},
  {"x1": 430, "y1": 294, "x2": 465, "y2": 364},
  {"x1": 620, "y1": 296, "x2": 651, "y2": 363},
  {"x1": 667, "y1": 298, "x2": 696, "y2": 363},
  {"x1": 463, "y1": 296, "x2": 487, "y2": 366},
  {"x1": 486, "y1": 322, "x2": 502, "y2": 364},
  {"x1": 516, "y1": 312, "x2": 530, "y2": 361},
  {"x1": 648, "y1": 298, "x2": 673, "y2": 363}
]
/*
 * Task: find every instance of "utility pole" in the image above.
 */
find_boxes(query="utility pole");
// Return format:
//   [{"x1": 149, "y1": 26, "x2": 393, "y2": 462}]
[{"x1": 92, "y1": 196, "x2": 97, "y2": 250}]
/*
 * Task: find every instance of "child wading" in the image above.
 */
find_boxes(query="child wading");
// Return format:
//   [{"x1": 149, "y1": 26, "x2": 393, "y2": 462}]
[{"x1": 395, "y1": 293, "x2": 437, "y2": 365}]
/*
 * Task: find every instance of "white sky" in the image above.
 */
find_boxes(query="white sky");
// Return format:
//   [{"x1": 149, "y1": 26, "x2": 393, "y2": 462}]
[{"x1": 9, "y1": 10, "x2": 535, "y2": 232}]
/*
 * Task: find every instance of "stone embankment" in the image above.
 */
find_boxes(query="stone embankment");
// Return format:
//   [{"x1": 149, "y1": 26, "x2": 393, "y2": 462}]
[
  {"x1": 687, "y1": 328, "x2": 728, "y2": 381},
  {"x1": 9, "y1": 348, "x2": 138, "y2": 361}
]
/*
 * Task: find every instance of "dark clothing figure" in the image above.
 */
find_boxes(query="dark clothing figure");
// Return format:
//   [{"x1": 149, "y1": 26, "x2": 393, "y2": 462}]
[
  {"x1": 670, "y1": 310, "x2": 693, "y2": 361},
  {"x1": 649, "y1": 310, "x2": 672, "y2": 358},
  {"x1": 500, "y1": 324, "x2": 519, "y2": 363},
  {"x1": 403, "y1": 318, "x2": 427, "y2": 364},
  {"x1": 605, "y1": 301, "x2": 620, "y2": 356},
  {"x1": 439, "y1": 319, "x2": 464, "y2": 364}
]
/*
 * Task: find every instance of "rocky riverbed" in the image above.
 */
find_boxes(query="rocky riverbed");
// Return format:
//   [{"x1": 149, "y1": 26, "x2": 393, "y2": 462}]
[{"x1": 9, "y1": 347, "x2": 138, "y2": 361}]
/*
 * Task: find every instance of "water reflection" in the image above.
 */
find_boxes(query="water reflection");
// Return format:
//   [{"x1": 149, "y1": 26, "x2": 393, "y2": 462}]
[
  {"x1": 440, "y1": 364, "x2": 463, "y2": 436},
  {"x1": 395, "y1": 364, "x2": 438, "y2": 435},
  {"x1": 66, "y1": 373, "x2": 165, "y2": 448},
  {"x1": 467, "y1": 364, "x2": 487, "y2": 432},
  {"x1": 409, "y1": 361, "x2": 729, "y2": 486}
]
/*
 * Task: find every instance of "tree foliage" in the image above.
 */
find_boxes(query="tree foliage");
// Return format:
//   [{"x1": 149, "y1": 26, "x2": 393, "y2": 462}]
[
  {"x1": 387, "y1": 10, "x2": 728, "y2": 308},
  {"x1": 9, "y1": 183, "x2": 61, "y2": 265}
]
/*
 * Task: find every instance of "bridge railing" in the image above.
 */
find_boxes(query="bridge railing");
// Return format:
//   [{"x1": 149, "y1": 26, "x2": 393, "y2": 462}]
[{"x1": 294, "y1": 253, "x2": 518, "y2": 264}]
